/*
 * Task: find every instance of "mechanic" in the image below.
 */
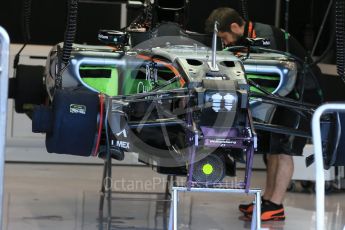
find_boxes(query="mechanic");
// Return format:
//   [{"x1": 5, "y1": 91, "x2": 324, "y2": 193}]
[{"x1": 205, "y1": 7, "x2": 323, "y2": 221}]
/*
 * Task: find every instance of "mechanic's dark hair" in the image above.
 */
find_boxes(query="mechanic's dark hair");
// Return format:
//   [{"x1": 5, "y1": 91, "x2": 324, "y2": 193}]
[{"x1": 205, "y1": 7, "x2": 245, "y2": 33}]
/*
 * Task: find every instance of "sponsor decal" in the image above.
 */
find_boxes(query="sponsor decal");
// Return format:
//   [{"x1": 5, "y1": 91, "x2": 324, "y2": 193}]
[
  {"x1": 116, "y1": 141, "x2": 130, "y2": 149},
  {"x1": 70, "y1": 104, "x2": 86, "y2": 114},
  {"x1": 209, "y1": 139, "x2": 238, "y2": 145},
  {"x1": 116, "y1": 129, "x2": 128, "y2": 138}
]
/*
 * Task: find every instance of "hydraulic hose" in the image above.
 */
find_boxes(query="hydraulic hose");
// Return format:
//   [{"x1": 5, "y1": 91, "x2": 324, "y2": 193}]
[
  {"x1": 21, "y1": 0, "x2": 32, "y2": 43},
  {"x1": 309, "y1": 0, "x2": 336, "y2": 66},
  {"x1": 61, "y1": 0, "x2": 79, "y2": 65},
  {"x1": 240, "y1": 0, "x2": 249, "y2": 21},
  {"x1": 310, "y1": 28, "x2": 335, "y2": 67},
  {"x1": 335, "y1": 0, "x2": 345, "y2": 82},
  {"x1": 56, "y1": 0, "x2": 79, "y2": 89},
  {"x1": 14, "y1": 0, "x2": 32, "y2": 69},
  {"x1": 311, "y1": 0, "x2": 334, "y2": 57}
]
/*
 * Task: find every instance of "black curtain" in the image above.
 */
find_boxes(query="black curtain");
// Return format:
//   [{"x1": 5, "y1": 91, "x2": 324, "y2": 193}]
[
  {"x1": 0, "y1": 0, "x2": 121, "y2": 45},
  {"x1": 0, "y1": 0, "x2": 334, "y2": 50}
]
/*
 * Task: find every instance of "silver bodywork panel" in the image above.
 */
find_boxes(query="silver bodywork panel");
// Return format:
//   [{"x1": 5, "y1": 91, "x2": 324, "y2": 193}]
[{"x1": 45, "y1": 43, "x2": 298, "y2": 123}]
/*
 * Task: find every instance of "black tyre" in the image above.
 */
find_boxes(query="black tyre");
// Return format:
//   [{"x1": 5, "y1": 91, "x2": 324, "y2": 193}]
[{"x1": 13, "y1": 65, "x2": 46, "y2": 114}]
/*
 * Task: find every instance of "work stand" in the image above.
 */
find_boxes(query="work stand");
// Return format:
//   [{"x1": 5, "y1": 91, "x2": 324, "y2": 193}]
[
  {"x1": 97, "y1": 93, "x2": 260, "y2": 229},
  {"x1": 97, "y1": 157, "x2": 261, "y2": 230},
  {"x1": 98, "y1": 156, "x2": 176, "y2": 230},
  {"x1": 168, "y1": 142, "x2": 262, "y2": 230},
  {"x1": 168, "y1": 107, "x2": 261, "y2": 230},
  {"x1": 169, "y1": 186, "x2": 261, "y2": 230}
]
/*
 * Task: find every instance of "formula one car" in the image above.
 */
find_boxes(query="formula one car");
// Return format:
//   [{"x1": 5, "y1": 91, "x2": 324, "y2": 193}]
[
  {"x1": 9, "y1": 0, "x2": 322, "y2": 187},
  {"x1": 29, "y1": 28, "x2": 309, "y2": 190},
  {"x1": 33, "y1": 36, "x2": 257, "y2": 185}
]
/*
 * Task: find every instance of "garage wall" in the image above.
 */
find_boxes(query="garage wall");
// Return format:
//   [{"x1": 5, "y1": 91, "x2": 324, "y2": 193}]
[{"x1": 0, "y1": 0, "x2": 122, "y2": 45}]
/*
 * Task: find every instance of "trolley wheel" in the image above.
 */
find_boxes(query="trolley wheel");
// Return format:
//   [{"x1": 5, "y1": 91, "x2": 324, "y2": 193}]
[
  {"x1": 325, "y1": 181, "x2": 334, "y2": 194},
  {"x1": 311, "y1": 181, "x2": 334, "y2": 194},
  {"x1": 287, "y1": 181, "x2": 297, "y2": 192},
  {"x1": 300, "y1": 181, "x2": 313, "y2": 189}
]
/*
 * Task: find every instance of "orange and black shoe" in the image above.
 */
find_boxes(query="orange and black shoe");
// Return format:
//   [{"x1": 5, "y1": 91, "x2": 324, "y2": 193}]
[
  {"x1": 239, "y1": 202, "x2": 254, "y2": 215},
  {"x1": 239, "y1": 197, "x2": 267, "y2": 215},
  {"x1": 260, "y1": 200, "x2": 285, "y2": 221}
]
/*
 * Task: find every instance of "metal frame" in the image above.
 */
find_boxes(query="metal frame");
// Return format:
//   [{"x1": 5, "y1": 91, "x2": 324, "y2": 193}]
[
  {"x1": 185, "y1": 102, "x2": 257, "y2": 193},
  {"x1": 0, "y1": 26, "x2": 10, "y2": 229},
  {"x1": 312, "y1": 103, "x2": 345, "y2": 230},
  {"x1": 169, "y1": 186, "x2": 262, "y2": 230},
  {"x1": 98, "y1": 155, "x2": 174, "y2": 230}
]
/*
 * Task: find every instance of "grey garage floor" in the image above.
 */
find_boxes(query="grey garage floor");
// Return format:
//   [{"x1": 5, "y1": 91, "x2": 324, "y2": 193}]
[{"x1": 2, "y1": 163, "x2": 345, "y2": 230}]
